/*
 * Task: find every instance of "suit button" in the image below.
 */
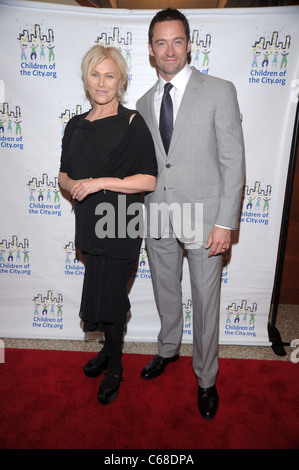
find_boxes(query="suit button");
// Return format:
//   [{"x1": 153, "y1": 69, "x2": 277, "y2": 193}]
[
  {"x1": 166, "y1": 163, "x2": 171, "y2": 168},
  {"x1": 164, "y1": 187, "x2": 166, "y2": 191}
]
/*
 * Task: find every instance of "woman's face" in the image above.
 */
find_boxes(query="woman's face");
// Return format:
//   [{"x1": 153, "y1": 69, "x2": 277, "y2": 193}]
[{"x1": 88, "y1": 58, "x2": 122, "y2": 107}]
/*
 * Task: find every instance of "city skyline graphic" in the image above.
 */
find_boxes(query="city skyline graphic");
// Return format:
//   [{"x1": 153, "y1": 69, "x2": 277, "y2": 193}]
[{"x1": 18, "y1": 24, "x2": 54, "y2": 45}]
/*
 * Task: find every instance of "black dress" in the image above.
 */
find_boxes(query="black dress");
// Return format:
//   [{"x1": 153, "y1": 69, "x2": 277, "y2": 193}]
[{"x1": 60, "y1": 104, "x2": 157, "y2": 331}]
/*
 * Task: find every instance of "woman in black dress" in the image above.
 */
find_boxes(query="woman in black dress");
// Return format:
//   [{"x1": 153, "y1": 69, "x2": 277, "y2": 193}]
[{"x1": 59, "y1": 45, "x2": 157, "y2": 404}]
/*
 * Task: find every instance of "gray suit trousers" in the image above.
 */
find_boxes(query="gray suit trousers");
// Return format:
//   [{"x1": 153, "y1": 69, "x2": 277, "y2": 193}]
[{"x1": 146, "y1": 232, "x2": 222, "y2": 388}]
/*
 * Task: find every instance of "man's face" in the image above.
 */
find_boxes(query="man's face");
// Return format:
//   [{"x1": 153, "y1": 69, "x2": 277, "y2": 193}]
[{"x1": 149, "y1": 20, "x2": 191, "y2": 81}]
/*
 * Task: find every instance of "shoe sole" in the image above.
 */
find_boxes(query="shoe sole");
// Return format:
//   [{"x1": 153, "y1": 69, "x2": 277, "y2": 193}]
[{"x1": 98, "y1": 390, "x2": 118, "y2": 405}]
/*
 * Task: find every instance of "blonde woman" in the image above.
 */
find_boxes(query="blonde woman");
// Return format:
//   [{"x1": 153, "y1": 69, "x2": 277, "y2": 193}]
[{"x1": 59, "y1": 45, "x2": 157, "y2": 405}]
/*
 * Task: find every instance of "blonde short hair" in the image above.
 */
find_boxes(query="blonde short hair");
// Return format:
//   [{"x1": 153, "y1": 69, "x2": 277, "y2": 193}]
[{"x1": 81, "y1": 45, "x2": 128, "y2": 104}]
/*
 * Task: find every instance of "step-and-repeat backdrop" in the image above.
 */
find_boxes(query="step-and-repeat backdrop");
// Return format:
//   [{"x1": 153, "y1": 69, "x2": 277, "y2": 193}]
[{"x1": 1, "y1": 0, "x2": 298, "y2": 346}]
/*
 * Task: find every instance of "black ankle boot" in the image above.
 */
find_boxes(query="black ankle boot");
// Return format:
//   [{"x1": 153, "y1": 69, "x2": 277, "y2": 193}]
[
  {"x1": 83, "y1": 352, "x2": 109, "y2": 378},
  {"x1": 98, "y1": 366, "x2": 123, "y2": 405}
]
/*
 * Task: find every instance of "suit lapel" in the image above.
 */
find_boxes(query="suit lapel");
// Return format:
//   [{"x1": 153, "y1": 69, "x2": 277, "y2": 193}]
[
  {"x1": 147, "y1": 83, "x2": 166, "y2": 157},
  {"x1": 168, "y1": 69, "x2": 205, "y2": 157}
]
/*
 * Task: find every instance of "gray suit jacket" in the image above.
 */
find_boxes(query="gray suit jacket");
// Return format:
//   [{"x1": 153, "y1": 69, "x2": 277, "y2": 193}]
[{"x1": 136, "y1": 67, "x2": 245, "y2": 244}]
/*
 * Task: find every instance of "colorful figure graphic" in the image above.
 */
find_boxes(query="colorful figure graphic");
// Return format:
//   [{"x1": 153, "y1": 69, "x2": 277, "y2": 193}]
[
  {"x1": 30, "y1": 39, "x2": 39, "y2": 60},
  {"x1": 246, "y1": 196, "x2": 255, "y2": 209},
  {"x1": 251, "y1": 31, "x2": 291, "y2": 73},
  {"x1": 40, "y1": 39, "x2": 46, "y2": 61},
  {"x1": 251, "y1": 48, "x2": 261, "y2": 68},
  {"x1": 124, "y1": 47, "x2": 132, "y2": 66},
  {"x1": 272, "y1": 49, "x2": 279, "y2": 67},
  {"x1": 280, "y1": 51, "x2": 289, "y2": 69},
  {"x1": 42, "y1": 302, "x2": 48, "y2": 315},
  {"x1": 38, "y1": 187, "x2": 45, "y2": 201},
  {"x1": 226, "y1": 307, "x2": 234, "y2": 324},
  {"x1": 202, "y1": 49, "x2": 210, "y2": 67},
  {"x1": 263, "y1": 197, "x2": 270, "y2": 211},
  {"x1": 64, "y1": 245, "x2": 72, "y2": 265},
  {"x1": 190, "y1": 30, "x2": 211, "y2": 71},
  {"x1": 243, "y1": 181, "x2": 272, "y2": 218},
  {"x1": 28, "y1": 173, "x2": 59, "y2": 205},
  {"x1": 226, "y1": 300, "x2": 257, "y2": 327},
  {"x1": 18, "y1": 37, "x2": 28, "y2": 61},
  {"x1": 255, "y1": 197, "x2": 261, "y2": 211},
  {"x1": 262, "y1": 51, "x2": 271, "y2": 67},
  {"x1": 57, "y1": 302, "x2": 63, "y2": 317},
  {"x1": 0, "y1": 236, "x2": 29, "y2": 265},
  {"x1": 48, "y1": 42, "x2": 55, "y2": 62},
  {"x1": 0, "y1": 103, "x2": 21, "y2": 137},
  {"x1": 0, "y1": 117, "x2": 4, "y2": 133},
  {"x1": 194, "y1": 48, "x2": 200, "y2": 68},
  {"x1": 249, "y1": 312, "x2": 256, "y2": 325},
  {"x1": 7, "y1": 119, "x2": 13, "y2": 134},
  {"x1": 17, "y1": 24, "x2": 55, "y2": 64},
  {"x1": 23, "y1": 249, "x2": 29, "y2": 263},
  {"x1": 54, "y1": 189, "x2": 60, "y2": 203},
  {"x1": 15, "y1": 118, "x2": 22, "y2": 135},
  {"x1": 29, "y1": 186, "x2": 35, "y2": 201},
  {"x1": 8, "y1": 249, "x2": 14, "y2": 261},
  {"x1": 33, "y1": 299, "x2": 40, "y2": 315}
]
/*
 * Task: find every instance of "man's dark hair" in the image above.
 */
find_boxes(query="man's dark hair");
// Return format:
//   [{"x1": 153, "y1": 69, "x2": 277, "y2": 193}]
[{"x1": 148, "y1": 8, "x2": 190, "y2": 45}]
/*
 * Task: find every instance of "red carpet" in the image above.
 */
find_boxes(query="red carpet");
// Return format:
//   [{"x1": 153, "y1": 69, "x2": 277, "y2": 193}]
[{"x1": 0, "y1": 348, "x2": 298, "y2": 450}]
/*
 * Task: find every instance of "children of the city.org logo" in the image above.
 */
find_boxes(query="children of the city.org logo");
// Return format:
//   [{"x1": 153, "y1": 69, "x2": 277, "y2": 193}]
[
  {"x1": 96, "y1": 26, "x2": 133, "y2": 82},
  {"x1": 249, "y1": 30, "x2": 291, "y2": 86},
  {"x1": 241, "y1": 180, "x2": 271, "y2": 226},
  {"x1": 224, "y1": 299, "x2": 257, "y2": 339},
  {"x1": 190, "y1": 28, "x2": 211, "y2": 75},
  {"x1": 28, "y1": 173, "x2": 61, "y2": 217},
  {"x1": 0, "y1": 235, "x2": 30, "y2": 276},
  {"x1": 64, "y1": 241, "x2": 85, "y2": 277},
  {"x1": 17, "y1": 24, "x2": 57, "y2": 79},
  {"x1": 33, "y1": 290, "x2": 63, "y2": 331},
  {"x1": 0, "y1": 102, "x2": 23, "y2": 151}
]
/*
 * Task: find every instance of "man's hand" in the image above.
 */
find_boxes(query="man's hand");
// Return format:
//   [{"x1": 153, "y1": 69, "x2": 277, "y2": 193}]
[{"x1": 205, "y1": 226, "x2": 231, "y2": 257}]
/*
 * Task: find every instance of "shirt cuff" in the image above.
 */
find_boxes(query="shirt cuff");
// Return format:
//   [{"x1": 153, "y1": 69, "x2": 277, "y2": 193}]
[{"x1": 215, "y1": 225, "x2": 233, "y2": 230}]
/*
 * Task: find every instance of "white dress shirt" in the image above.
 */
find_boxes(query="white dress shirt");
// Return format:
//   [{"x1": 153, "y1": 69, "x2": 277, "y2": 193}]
[{"x1": 154, "y1": 64, "x2": 192, "y2": 125}]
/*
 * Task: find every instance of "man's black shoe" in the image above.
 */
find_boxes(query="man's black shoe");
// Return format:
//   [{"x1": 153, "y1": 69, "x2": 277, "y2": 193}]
[
  {"x1": 141, "y1": 354, "x2": 179, "y2": 380},
  {"x1": 198, "y1": 385, "x2": 219, "y2": 420}
]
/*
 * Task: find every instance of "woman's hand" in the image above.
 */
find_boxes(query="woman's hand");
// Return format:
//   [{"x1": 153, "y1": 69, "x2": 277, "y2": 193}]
[
  {"x1": 71, "y1": 178, "x2": 104, "y2": 201},
  {"x1": 59, "y1": 172, "x2": 156, "y2": 201}
]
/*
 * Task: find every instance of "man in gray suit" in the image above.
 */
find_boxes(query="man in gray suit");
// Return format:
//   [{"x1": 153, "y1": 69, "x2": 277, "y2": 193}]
[{"x1": 136, "y1": 8, "x2": 245, "y2": 419}]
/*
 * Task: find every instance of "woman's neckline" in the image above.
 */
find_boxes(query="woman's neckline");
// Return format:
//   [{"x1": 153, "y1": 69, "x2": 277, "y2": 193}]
[{"x1": 85, "y1": 102, "x2": 120, "y2": 122}]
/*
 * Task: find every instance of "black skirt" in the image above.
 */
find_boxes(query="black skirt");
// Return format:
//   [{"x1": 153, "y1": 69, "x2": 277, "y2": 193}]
[{"x1": 79, "y1": 252, "x2": 137, "y2": 331}]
